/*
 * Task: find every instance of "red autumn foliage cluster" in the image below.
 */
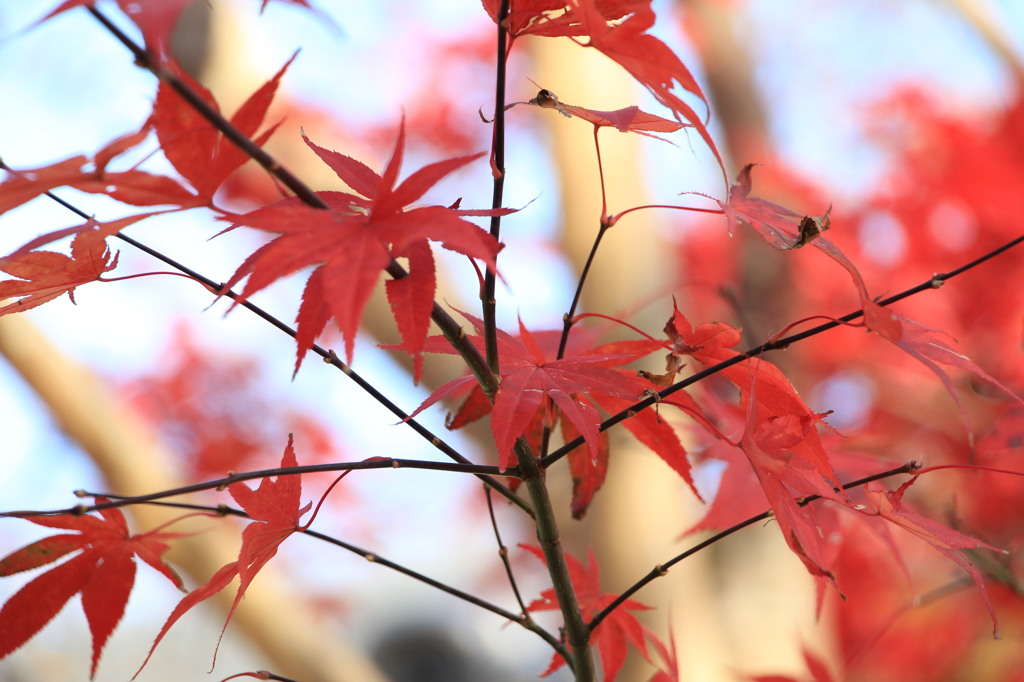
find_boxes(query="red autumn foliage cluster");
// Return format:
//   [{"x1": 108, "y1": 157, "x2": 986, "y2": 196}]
[{"x1": 0, "y1": 1, "x2": 1022, "y2": 681}]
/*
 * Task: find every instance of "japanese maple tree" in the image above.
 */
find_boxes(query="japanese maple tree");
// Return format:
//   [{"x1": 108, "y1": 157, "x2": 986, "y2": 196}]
[{"x1": 1, "y1": 1, "x2": 1023, "y2": 681}]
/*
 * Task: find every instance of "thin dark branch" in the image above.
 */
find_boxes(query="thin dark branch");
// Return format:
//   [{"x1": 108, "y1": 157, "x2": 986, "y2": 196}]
[
  {"x1": 485, "y1": 487, "x2": 530, "y2": 617},
  {"x1": 0, "y1": 457, "x2": 519, "y2": 520},
  {"x1": 482, "y1": 0, "x2": 511, "y2": 378},
  {"x1": 541, "y1": 234, "x2": 1024, "y2": 468},
  {"x1": 587, "y1": 461, "x2": 921, "y2": 632}
]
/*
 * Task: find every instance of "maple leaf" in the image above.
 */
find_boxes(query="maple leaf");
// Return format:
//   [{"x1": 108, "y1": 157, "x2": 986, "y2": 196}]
[
  {"x1": 399, "y1": 311, "x2": 657, "y2": 472},
  {"x1": 0, "y1": 500, "x2": 185, "y2": 679},
  {"x1": 665, "y1": 303, "x2": 847, "y2": 583},
  {"x1": 151, "y1": 54, "x2": 294, "y2": 202},
  {"x1": 861, "y1": 300, "x2": 1024, "y2": 441},
  {"x1": 522, "y1": 544, "x2": 659, "y2": 681},
  {"x1": 1, "y1": 129, "x2": 199, "y2": 215},
  {"x1": 138, "y1": 436, "x2": 312, "y2": 674},
  {"x1": 220, "y1": 122, "x2": 504, "y2": 375},
  {"x1": 0, "y1": 221, "x2": 130, "y2": 316},
  {"x1": 860, "y1": 476, "x2": 1006, "y2": 636}
]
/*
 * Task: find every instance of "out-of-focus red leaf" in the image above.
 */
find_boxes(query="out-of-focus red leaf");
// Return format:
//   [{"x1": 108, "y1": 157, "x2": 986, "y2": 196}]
[
  {"x1": 749, "y1": 648, "x2": 835, "y2": 682},
  {"x1": 0, "y1": 501, "x2": 185, "y2": 678},
  {"x1": 121, "y1": 324, "x2": 337, "y2": 480}
]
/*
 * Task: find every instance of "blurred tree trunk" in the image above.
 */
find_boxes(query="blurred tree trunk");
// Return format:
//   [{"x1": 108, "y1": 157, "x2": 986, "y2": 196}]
[{"x1": 678, "y1": 0, "x2": 828, "y2": 677}]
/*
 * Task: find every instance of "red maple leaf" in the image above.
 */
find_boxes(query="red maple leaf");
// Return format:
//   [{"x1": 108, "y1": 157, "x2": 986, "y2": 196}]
[
  {"x1": 151, "y1": 54, "x2": 294, "y2": 202},
  {"x1": 220, "y1": 122, "x2": 505, "y2": 375},
  {"x1": 715, "y1": 165, "x2": 1024, "y2": 439},
  {"x1": 861, "y1": 301, "x2": 1024, "y2": 440},
  {"x1": 665, "y1": 303, "x2": 847, "y2": 583},
  {"x1": 860, "y1": 476, "x2": 1006, "y2": 635},
  {"x1": 401, "y1": 312, "x2": 658, "y2": 471},
  {"x1": 0, "y1": 500, "x2": 185, "y2": 679},
  {"x1": 0, "y1": 222, "x2": 127, "y2": 316},
  {"x1": 1, "y1": 128, "x2": 199, "y2": 213},
  {"x1": 138, "y1": 436, "x2": 312, "y2": 674},
  {"x1": 522, "y1": 544, "x2": 659, "y2": 681}
]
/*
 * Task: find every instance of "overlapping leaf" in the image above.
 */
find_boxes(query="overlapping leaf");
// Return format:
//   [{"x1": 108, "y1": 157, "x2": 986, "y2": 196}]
[
  {"x1": 665, "y1": 303, "x2": 847, "y2": 582},
  {"x1": 396, "y1": 313, "x2": 691, "y2": 514},
  {"x1": 716, "y1": 164, "x2": 1024, "y2": 440},
  {"x1": 861, "y1": 476, "x2": 1005, "y2": 635},
  {"x1": 0, "y1": 501, "x2": 185, "y2": 679},
  {"x1": 221, "y1": 122, "x2": 505, "y2": 375},
  {"x1": 151, "y1": 55, "x2": 294, "y2": 202}
]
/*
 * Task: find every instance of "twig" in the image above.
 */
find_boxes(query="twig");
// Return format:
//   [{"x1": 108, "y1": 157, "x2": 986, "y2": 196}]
[
  {"x1": 1, "y1": 455, "x2": 516, "y2": 520},
  {"x1": 485, "y1": 487, "x2": 531, "y2": 617}
]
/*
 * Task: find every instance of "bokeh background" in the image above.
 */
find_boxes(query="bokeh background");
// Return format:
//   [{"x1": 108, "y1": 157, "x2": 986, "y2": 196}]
[{"x1": 1, "y1": 1, "x2": 1023, "y2": 680}]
